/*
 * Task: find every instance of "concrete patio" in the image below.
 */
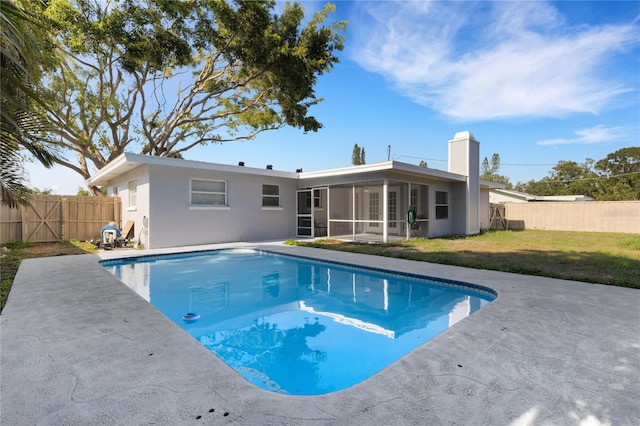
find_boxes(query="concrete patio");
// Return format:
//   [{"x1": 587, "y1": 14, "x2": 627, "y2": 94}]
[{"x1": 2, "y1": 241, "x2": 639, "y2": 425}]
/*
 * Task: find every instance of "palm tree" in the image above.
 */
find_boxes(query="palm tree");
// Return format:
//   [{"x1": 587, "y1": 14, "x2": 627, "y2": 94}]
[{"x1": 1, "y1": 0, "x2": 58, "y2": 207}]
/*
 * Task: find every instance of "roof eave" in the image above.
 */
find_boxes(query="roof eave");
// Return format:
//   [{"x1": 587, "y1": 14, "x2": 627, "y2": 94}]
[
  {"x1": 480, "y1": 180, "x2": 506, "y2": 189},
  {"x1": 86, "y1": 152, "x2": 300, "y2": 187},
  {"x1": 299, "y1": 160, "x2": 467, "y2": 183}
]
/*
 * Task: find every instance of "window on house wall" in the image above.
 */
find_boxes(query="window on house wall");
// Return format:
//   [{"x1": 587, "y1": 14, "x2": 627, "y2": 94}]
[
  {"x1": 128, "y1": 180, "x2": 137, "y2": 208},
  {"x1": 435, "y1": 190, "x2": 448, "y2": 220},
  {"x1": 262, "y1": 184, "x2": 280, "y2": 207},
  {"x1": 191, "y1": 179, "x2": 227, "y2": 206}
]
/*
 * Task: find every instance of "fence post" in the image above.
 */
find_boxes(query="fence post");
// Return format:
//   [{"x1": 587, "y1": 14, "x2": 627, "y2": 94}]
[
  {"x1": 62, "y1": 196, "x2": 68, "y2": 241},
  {"x1": 21, "y1": 203, "x2": 27, "y2": 242},
  {"x1": 115, "y1": 197, "x2": 121, "y2": 227}
]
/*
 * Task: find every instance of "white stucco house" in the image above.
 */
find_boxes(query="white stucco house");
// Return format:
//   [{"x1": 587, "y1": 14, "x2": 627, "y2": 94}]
[{"x1": 87, "y1": 131, "x2": 501, "y2": 249}]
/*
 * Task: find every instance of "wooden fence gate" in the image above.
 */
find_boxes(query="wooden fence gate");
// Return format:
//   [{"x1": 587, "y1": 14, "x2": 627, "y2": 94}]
[
  {"x1": 1, "y1": 195, "x2": 121, "y2": 243},
  {"x1": 490, "y1": 203, "x2": 507, "y2": 230},
  {"x1": 23, "y1": 195, "x2": 63, "y2": 242}
]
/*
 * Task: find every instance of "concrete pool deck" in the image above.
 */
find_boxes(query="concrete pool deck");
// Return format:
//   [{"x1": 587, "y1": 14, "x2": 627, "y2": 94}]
[{"x1": 1, "y1": 241, "x2": 639, "y2": 425}]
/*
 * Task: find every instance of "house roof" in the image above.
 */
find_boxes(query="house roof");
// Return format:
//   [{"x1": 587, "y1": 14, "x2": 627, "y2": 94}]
[
  {"x1": 86, "y1": 152, "x2": 299, "y2": 187},
  {"x1": 299, "y1": 161, "x2": 466, "y2": 182},
  {"x1": 87, "y1": 152, "x2": 502, "y2": 189},
  {"x1": 490, "y1": 189, "x2": 537, "y2": 201},
  {"x1": 479, "y1": 180, "x2": 506, "y2": 189}
]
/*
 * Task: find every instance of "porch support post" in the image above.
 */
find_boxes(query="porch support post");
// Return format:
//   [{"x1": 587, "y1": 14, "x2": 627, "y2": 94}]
[
  {"x1": 327, "y1": 187, "x2": 331, "y2": 238},
  {"x1": 406, "y1": 182, "x2": 411, "y2": 240},
  {"x1": 383, "y1": 178, "x2": 389, "y2": 243},
  {"x1": 352, "y1": 183, "x2": 356, "y2": 240}
]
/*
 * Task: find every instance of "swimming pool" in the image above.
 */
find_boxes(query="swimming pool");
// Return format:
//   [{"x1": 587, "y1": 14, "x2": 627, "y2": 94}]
[{"x1": 101, "y1": 249, "x2": 496, "y2": 395}]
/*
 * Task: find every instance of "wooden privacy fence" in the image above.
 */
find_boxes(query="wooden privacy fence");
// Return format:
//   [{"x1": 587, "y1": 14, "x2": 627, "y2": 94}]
[
  {"x1": 0, "y1": 195, "x2": 121, "y2": 243},
  {"x1": 491, "y1": 201, "x2": 640, "y2": 234}
]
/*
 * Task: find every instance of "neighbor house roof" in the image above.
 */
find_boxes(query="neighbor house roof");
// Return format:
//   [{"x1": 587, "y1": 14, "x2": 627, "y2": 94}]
[
  {"x1": 490, "y1": 189, "x2": 594, "y2": 202},
  {"x1": 534, "y1": 195, "x2": 595, "y2": 201}
]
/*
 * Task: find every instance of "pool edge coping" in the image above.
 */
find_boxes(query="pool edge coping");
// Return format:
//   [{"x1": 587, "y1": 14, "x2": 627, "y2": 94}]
[{"x1": 2, "y1": 241, "x2": 638, "y2": 425}]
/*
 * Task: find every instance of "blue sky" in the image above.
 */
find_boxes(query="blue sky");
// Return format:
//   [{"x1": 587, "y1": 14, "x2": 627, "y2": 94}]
[{"x1": 27, "y1": 0, "x2": 640, "y2": 194}]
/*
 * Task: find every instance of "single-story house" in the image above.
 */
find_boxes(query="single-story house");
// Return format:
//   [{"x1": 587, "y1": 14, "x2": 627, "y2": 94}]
[
  {"x1": 489, "y1": 189, "x2": 594, "y2": 204},
  {"x1": 87, "y1": 131, "x2": 501, "y2": 249}
]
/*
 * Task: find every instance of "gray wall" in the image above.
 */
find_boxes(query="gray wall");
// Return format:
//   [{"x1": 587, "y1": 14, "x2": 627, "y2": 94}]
[
  {"x1": 428, "y1": 181, "x2": 454, "y2": 238},
  {"x1": 449, "y1": 182, "x2": 468, "y2": 236},
  {"x1": 110, "y1": 165, "x2": 150, "y2": 247},
  {"x1": 479, "y1": 187, "x2": 491, "y2": 230},
  {"x1": 146, "y1": 165, "x2": 298, "y2": 248}
]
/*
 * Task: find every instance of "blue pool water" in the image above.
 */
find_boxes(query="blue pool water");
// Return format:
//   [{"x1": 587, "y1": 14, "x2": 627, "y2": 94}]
[{"x1": 101, "y1": 249, "x2": 495, "y2": 395}]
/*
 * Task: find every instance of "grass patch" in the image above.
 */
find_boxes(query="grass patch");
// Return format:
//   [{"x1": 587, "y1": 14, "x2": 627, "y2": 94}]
[
  {"x1": 287, "y1": 229, "x2": 640, "y2": 289},
  {"x1": 1, "y1": 240, "x2": 95, "y2": 312}
]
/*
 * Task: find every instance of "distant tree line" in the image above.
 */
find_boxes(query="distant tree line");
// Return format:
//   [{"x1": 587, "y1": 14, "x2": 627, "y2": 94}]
[
  {"x1": 515, "y1": 147, "x2": 640, "y2": 201},
  {"x1": 480, "y1": 147, "x2": 640, "y2": 201}
]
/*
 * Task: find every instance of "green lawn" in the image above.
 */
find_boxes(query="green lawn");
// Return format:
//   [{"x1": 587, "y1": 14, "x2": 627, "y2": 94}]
[
  {"x1": 288, "y1": 229, "x2": 640, "y2": 289},
  {"x1": 0, "y1": 240, "x2": 95, "y2": 312}
]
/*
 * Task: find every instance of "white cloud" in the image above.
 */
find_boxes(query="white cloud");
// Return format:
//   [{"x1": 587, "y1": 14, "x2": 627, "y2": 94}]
[
  {"x1": 350, "y1": 0, "x2": 639, "y2": 121},
  {"x1": 536, "y1": 125, "x2": 627, "y2": 146}
]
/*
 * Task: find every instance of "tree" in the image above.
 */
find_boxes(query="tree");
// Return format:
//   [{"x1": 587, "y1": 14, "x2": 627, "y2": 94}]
[
  {"x1": 593, "y1": 147, "x2": 640, "y2": 200},
  {"x1": 24, "y1": 0, "x2": 346, "y2": 195},
  {"x1": 1, "y1": 0, "x2": 59, "y2": 207},
  {"x1": 486, "y1": 173, "x2": 512, "y2": 189},
  {"x1": 480, "y1": 153, "x2": 500, "y2": 177},
  {"x1": 515, "y1": 160, "x2": 598, "y2": 196},
  {"x1": 514, "y1": 148, "x2": 639, "y2": 201},
  {"x1": 76, "y1": 187, "x2": 90, "y2": 196},
  {"x1": 480, "y1": 157, "x2": 490, "y2": 176},
  {"x1": 480, "y1": 152, "x2": 512, "y2": 188},
  {"x1": 352, "y1": 143, "x2": 364, "y2": 165},
  {"x1": 29, "y1": 187, "x2": 54, "y2": 194}
]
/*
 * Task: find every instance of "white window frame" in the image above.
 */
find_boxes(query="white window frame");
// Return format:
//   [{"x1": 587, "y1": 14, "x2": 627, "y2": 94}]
[
  {"x1": 189, "y1": 179, "x2": 229, "y2": 210},
  {"x1": 435, "y1": 190, "x2": 449, "y2": 220},
  {"x1": 127, "y1": 180, "x2": 137, "y2": 211},
  {"x1": 262, "y1": 184, "x2": 282, "y2": 210}
]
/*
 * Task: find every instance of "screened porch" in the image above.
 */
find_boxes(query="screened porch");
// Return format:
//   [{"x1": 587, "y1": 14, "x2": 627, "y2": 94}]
[{"x1": 296, "y1": 180, "x2": 431, "y2": 243}]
